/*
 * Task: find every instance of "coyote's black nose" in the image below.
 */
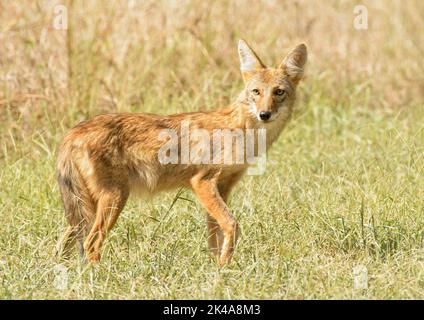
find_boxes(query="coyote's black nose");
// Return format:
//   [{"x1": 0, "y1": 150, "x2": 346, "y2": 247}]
[{"x1": 259, "y1": 111, "x2": 271, "y2": 121}]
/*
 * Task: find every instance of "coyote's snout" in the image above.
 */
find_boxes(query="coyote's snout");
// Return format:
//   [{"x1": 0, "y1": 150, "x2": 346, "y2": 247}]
[{"x1": 56, "y1": 40, "x2": 307, "y2": 266}]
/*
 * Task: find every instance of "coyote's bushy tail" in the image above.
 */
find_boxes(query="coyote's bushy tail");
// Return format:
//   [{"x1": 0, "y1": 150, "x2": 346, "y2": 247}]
[{"x1": 55, "y1": 148, "x2": 95, "y2": 257}]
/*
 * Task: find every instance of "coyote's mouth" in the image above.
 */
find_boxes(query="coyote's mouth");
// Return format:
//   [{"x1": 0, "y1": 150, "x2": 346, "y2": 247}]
[{"x1": 256, "y1": 111, "x2": 279, "y2": 123}]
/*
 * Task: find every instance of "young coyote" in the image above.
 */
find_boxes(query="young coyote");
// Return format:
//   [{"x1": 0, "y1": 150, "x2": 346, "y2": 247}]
[{"x1": 56, "y1": 40, "x2": 307, "y2": 266}]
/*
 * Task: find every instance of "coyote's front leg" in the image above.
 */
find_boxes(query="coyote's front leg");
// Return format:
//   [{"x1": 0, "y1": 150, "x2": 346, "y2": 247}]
[
  {"x1": 205, "y1": 171, "x2": 245, "y2": 256},
  {"x1": 191, "y1": 171, "x2": 240, "y2": 266}
]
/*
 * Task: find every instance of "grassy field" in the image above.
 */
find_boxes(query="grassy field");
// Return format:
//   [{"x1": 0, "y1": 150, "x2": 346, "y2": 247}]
[{"x1": 0, "y1": 0, "x2": 423, "y2": 299}]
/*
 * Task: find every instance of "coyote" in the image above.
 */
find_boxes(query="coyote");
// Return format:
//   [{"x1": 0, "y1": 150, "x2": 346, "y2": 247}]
[{"x1": 56, "y1": 40, "x2": 307, "y2": 266}]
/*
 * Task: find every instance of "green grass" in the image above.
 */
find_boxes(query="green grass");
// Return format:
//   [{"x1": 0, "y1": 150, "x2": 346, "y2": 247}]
[{"x1": 1, "y1": 90, "x2": 423, "y2": 299}]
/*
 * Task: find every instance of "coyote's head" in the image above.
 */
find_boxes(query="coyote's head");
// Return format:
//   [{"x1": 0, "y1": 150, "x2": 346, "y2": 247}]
[{"x1": 237, "y1": 39, "x2": 307, "y2": 123}]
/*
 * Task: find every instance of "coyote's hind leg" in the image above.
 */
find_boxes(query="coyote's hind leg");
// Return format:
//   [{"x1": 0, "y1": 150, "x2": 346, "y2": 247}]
[{"x1": 83, "y1": 187, "x2": 129, "y2": 262}]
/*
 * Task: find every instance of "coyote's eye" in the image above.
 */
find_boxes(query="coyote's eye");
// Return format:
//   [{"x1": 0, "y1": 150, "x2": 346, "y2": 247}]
[
  {"x1": 252, "y1": 89, "x2": 260, "y2": 95},
  {"x1": 274, "y1": 89, "x2": 285, "y2": 96}
]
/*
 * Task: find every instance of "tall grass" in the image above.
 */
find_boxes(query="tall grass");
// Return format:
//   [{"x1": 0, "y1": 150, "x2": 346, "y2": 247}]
[{"x1": 0, "y1": 0, "x2": 423, "y2": 299}]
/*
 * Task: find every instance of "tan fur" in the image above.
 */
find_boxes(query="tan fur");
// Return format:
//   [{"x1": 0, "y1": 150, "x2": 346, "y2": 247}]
[{"x1": 56, "y1": 40, "x2": 307, "y2": 266}]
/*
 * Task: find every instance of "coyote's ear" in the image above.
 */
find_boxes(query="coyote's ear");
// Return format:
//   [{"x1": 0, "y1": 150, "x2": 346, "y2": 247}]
[
  {"x1": 238, "y1": 39, "x2": 266, "y2": 82},
  {"x1": 279, "y1": 43, "x2": 307, "y2": 84}
]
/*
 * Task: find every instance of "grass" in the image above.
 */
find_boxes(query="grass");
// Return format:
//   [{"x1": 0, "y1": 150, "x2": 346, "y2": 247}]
[{"x1": 0, "y1": 0, "x2": 423, "y2": 299}]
